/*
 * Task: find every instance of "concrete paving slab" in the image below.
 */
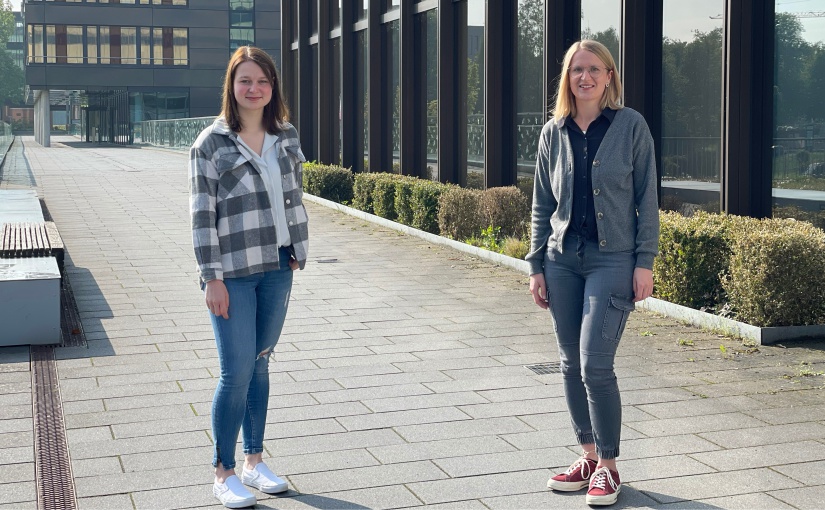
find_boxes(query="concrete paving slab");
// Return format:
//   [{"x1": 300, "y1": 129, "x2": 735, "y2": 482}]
[{"x1": 632, "y1": 468, "x2": 801, "y2": 504}]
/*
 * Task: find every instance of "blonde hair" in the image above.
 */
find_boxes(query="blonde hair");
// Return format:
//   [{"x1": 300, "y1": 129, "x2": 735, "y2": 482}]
[{"x1": 552, "y1": 40, "x2": 623, "y2": 122}]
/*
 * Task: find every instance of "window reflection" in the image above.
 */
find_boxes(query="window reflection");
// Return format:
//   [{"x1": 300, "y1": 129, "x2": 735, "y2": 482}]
[
  {"x1": 517, "y1": 0, "x2": 544, "y2": 190},
  {"x1": 581, "y1": 0, "x2": 622, "y2": 74},
  {"x1": 384, "y1": 19, "x2": 400, "y2": 170},
  {"x1": 660, "y1": 0, "x2": 723, "y2": 213},
  {"x1": 466, "y1": 0, "x2": 485, "y2": 188},
  {"x1": 416, "y1": 9, "x2": 437, "y2": 179},
  {"x1": 772, "y1": 3, "x2": 825, "y2": 226},
  {"x1": 355, "y1": 29, "x2": 369, "y2": 170}
]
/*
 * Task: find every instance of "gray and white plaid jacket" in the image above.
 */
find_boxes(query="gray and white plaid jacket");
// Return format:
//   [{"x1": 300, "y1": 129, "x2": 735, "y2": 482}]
[{"x1": 189, "y1": 117, "x2": 309, "y2": 285}]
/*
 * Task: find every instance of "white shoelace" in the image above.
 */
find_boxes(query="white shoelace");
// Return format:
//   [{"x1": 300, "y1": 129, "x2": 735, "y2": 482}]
[
  {"x1": 565, "y1": 456, "x2": 594, "y2": 478},
  {"x1": 590, "y1": 466, "x2": 619, "y2": 492}
]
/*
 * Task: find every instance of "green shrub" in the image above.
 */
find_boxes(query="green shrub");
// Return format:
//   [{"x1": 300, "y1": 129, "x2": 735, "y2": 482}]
[
  {"x1": 372, "y1": 174, "x2": 399, "y2": 220},
  {"x1": 352, "y1": 173, "x2": 381, "y2": 213},
  {"x1": 411, "y1": 180, "x2": 453, "y2": 233},
  {"x1": 654, "y1": 211, "x2": 736, "y2": 311},
  {"x1": 302, "y1": 162, "x2": 354, "y2": 203},
  {"x1": 394, "y1": 176, "x2": 417, "y2": 226},
  {"x1": 723, "y1": 217, "x2": 825, "y2": 326},
  {"x1": 466, "y1": 171, "x2": 485, "y2": 190},
  {"x1": 501, "y1": 236, "x2": 529, "y2": 259},
  {"x1": 479, "y1": 186, "x2": 530, "y2": 239},
  {"x1": 437, "y1": 186, "x2": 484, "y2": 240},
  {"x1": 516, "y1": 175, "x2": 534, "y2": 202}
]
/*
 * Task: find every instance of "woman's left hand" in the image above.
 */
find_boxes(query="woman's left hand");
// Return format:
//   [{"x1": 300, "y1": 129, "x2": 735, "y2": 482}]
[
  {"x1": 288, "y1": 258, "x2": 299, "y2": 271},
  {"x1": 633, "y1": 267, "x2": 654, "y2": 302}
]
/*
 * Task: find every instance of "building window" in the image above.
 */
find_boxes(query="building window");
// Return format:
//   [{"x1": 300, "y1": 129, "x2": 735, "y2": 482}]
[
  {"x1": 772, "y1": 3, "x2": 825, "y2": 220},
  {"x1": 382, "y1": 0, "x2": 399, "y2": 13},
  {"x1": 332, "y1": 37, "x2": 341, "y2": 164},
  {"x1": 660, "y1": 0, "x2": 724, "y2": 213},
  {"x1": 517, "y1": 0, "x2": 544, "y2": 184},
  {"x1": 465, "y1": 0, "x2": 485, "y2": 188},
  {"x1": 355, "y1": 0, "x2": 368, "y2": 22},
  {"x1": 383, "y1": 18, "x2": 400, "y2": 167},
  {"x1": 581, "y1": 0, "x2": 622, "y2": 74},
  {"x1": 355, "y1": 29, "x2": 368, "y2": 169},
  {"x1": 230, "y1": 0, "x2": 254, "y2": 54},
  {"x1": 416, "y1": 8, "x2": 437, "y2": 178},
  {"x1": 28, "y1": 24, "x2": 187, "y2": 65}
]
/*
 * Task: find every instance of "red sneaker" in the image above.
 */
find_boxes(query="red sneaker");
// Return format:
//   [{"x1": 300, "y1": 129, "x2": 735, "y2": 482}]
[
  {"x1": 547, "y1": 456, "x2": 598, "y2": 491},
  {"x1": 586, "y1": 466, "x2": 621, "y2": 506}
]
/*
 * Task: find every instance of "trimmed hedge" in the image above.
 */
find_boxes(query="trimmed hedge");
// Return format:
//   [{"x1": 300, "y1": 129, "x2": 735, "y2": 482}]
[
  {"x1": 655, "y1": 211, "x2": 825, "y2": 327},
  {"x1": 303, "y1": 162, "x2": 354, "y2": 203},
  {"x1": 655, "y1": 211, "x2": 734, "y2": 311},
  {"x1": 479, "y1": 186, "x2": 530, "y2": 239},
  {"x1": 722, "y1": 217, "x2": 825, "y2": 327},
  {"x1": 352, "y1": 173, "x2": 382, "y2": 213},
  {"x1": 437, "y1": 187, "x2": 484, "y2": 240},
  {"x1": 411, "y1": 179, "x2": 453, "y2": 233}
]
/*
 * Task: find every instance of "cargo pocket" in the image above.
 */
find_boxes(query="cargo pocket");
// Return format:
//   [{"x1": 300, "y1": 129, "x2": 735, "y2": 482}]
[{"x1": 602, "y1": 294, "x2": 635, "y2": 342}]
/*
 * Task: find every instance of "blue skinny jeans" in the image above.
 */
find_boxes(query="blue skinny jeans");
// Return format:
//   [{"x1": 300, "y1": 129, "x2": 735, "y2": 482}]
[
  {"x1": 210, "y1": 247, "x2": 293, "y2": 471},
  {"x1": 543, "y1": 235, "x2": 635, "y2": 460}
]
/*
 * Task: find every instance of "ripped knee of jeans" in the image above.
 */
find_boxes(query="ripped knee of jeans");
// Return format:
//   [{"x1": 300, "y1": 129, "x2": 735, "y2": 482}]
[{"x1": 256, "y1": 346, "x2": 274, "y2": 361}]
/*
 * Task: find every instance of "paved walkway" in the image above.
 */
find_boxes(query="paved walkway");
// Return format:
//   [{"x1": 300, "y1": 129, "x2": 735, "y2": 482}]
[{"x1": 1, "y1": 136, "x2": 825, "y2": 510}]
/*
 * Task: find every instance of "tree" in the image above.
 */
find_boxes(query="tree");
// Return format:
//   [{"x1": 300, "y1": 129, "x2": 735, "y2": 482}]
[
  {"x1": 0, "y1": 0, "x2": 23, "y2": 107},
  {"x1": 516, "y1": 0, "x2": 543, "y2": 113}
]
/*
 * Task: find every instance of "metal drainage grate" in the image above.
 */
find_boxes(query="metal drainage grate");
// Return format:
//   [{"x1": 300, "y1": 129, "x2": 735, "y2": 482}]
[
  {"x1": 525, "y1": 362, "x2": 562, "y2": 375},
  {"x1": 60, "y1": 275, "x2": 87, "y2": 348},
  {"x1": 32, "y1": 346, "x2": 78, "y2": 510}
]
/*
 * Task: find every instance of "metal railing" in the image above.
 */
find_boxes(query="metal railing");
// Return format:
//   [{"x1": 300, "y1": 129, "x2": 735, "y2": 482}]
[
  {"x1": 137, "y1": 116, "x2": 214, "y2": 150},
  {"x1": 0, "y1": 122, "x2": 13, "y2": 161}
]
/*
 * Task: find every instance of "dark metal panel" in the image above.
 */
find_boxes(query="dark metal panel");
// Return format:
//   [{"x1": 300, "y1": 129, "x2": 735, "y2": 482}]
[
  {"x1": 399, "y1": 0, "x2": 416, "y2": 176},
  {"x1": 44, "y1": 66, "x2": 154, "y2": 88},
  {"x1": 189, "y1": 49, "x2": 231, "y2": 69},
  {"x1": 484, "y1": 0, "x2": 517, "y2": 188},
  {"x1": 543, "y1": 0, "x2": 580, "y2": 124},
  {"x1": 189, "y1": 30, "x2": 230, "y2": 50},
  {"x1": 190, "y1": 86, "x2": 222, "y2": 116},
  {"x1": 340, "y1": 0, "x2": 358, "y2": 170},
  {"x1": 280, "y1": 0, "x2": 294, "y2": 114},
  {"x1": 296, "y1": 0, "x2": 315, "y2": 159},
  {"x1": 622, "y1": 0, "x2": 662, "y2": 204},
  {"x1": 368, "y1": 0, "x2": 387, "y2": 173},
  {"x1": 317, "y1": 0, "x2": 335, "y2": 163},
  {"x1": 722, "y1": 0, "x2": 774, "y2": 217},
  {"x1": 152, "y1": 68, "x2": 198, "y2": 86},
  {"x1": 437, "y1": 0, "x2": 458, "y2": 184}
]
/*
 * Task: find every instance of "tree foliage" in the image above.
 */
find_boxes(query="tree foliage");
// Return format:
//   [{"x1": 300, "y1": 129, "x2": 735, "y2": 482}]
[
  {"x1": 0, "y1": 0, "x2": 22, "y2": 107},
  {"x1": 0, "y1": 0, "x2": 13, "y2": 45}
]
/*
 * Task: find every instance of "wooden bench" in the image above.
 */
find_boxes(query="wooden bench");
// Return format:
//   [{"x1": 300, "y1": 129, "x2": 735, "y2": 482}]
[{"x1": 0, "y1": 222, "x2": 65, "y2": 271}]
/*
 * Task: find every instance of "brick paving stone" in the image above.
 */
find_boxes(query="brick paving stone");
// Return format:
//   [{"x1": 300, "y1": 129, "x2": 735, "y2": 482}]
[
  {"x1": 72, "y1": 457, "x2": 124, "y2": 479},
  {"x1": 433, "y1": 447, "x2": 578, "y2": 478},
  {"x1": 364, "y1": 392, "x2": 489, "y2": 413},
  {"x1": 482, "y1": 486, "x2": 660, "y2": 509},
  {"x1": 337, "y1": 406, "x2": 472, "y2": 431},
  {"x1": 396, "y1": 417, "x2": 534, "y2": 442},
  {"x1": 76, "y1": 495, "x2": 136, "y2": 509},
  {"x1": 771, "y1": 485, "x2": 825, "y2": 510},
  {"x1": 698, "y1": 422, "x2": 825, "y2": 449},
  {"x1": 0, "y1": 481, "x2": 36, "y2": 505},
  {"x1": 407, "y1": 469, "x2": 548, "y2": 505},
  {"x1": 632, "y1": 468, "x2": 801, "y2": 504},
  {"x1": 289, "y1": 461, "x2": 447, "y2": 494},
  {"x1": 772, "y1": 459, "x2": 825, "y2": 485},
  {"x1": 690, "y1": 440, "x2": 825, "y2": 471},
  {"x1": 0, "y1": 462, "x2": 34, "y2": 483},
  {"x1": 625, "y1": 412, "x2": 767, "y2": 437},
  {"x1": 661, "y1": 493, "x2": 796, "y2": 509},
  {"x1": 368, "y1": 436, "x2": 516, "y2": 464},
  {"x1": 0, "y1": 447, "x2": 34, "y2": 465}
]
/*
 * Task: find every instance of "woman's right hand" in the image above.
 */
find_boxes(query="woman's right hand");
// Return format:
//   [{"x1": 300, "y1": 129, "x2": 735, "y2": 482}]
[
  {"x1": 205, "y1": 279, "x2": 229, "y2": 319},
  {"x1": 529, "y1": 273, "x2": 549, "y2": 310}
]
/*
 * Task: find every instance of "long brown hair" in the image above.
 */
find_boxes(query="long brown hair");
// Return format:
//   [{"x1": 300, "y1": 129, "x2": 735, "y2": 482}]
[
  {"x1": 552, "y1": 40, "x2": 623, "y2": 122},
  {"x1": 220, "y1": 46, "x2": 290, "y2": 134}
]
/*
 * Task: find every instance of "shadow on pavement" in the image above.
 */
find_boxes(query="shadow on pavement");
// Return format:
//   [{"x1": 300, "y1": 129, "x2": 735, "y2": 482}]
[{"x1": 259, "y1": 493, "x2": 370, "y2": 509}]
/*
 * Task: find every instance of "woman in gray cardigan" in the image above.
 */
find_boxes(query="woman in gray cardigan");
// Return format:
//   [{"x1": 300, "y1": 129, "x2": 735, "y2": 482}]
[{"x1": 526, "y1": 40, "x2": 659, "y2": 506}]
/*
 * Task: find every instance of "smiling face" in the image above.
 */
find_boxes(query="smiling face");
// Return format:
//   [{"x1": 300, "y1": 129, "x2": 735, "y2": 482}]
[
  {"x1": 568, "y1": 49, "x2": 613, "y2": 109},
  {"x1": 233, "y1": 61, "x2": 273, "y2": 114}
]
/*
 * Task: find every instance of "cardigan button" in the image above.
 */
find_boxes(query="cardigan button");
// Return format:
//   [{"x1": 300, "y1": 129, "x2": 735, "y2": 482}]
[
  {"x1": 593, "y1": 159, "x2": 600, "y2": 167},
  {"x1": 597, "y1": 212, "x2": 603, "y2": 219},
  {"x1": 593, "y1": 189, "x2": 600, "y2": 195},
  {"x1": 599, "y1": 240, "x2": 607, "y2": 247}
]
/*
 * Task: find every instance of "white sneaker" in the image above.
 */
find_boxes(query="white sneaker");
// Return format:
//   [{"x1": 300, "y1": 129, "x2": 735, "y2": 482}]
[
  {"x1": 242, "y1": 462, "x2": 289, "y2": 494},
  {"x1": 213, "y1": 474, "x2": 256, "y2": 509}
]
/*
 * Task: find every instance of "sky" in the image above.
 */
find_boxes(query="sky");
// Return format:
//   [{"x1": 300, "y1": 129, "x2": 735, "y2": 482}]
[{"x1": 8, "y1": 0, "x2": 824, "y2": 44}]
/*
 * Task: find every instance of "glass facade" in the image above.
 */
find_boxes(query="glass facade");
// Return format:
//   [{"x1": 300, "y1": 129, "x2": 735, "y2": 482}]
[
  {"x1": 465, "y1": 0, "x2": 485, "y2": 188},
  {"x1": 355, "y1": 29, "x2": 369, "y2": 168},
  {"x1": 280, "y1": 1, "x2": 815, "y2": 229},
  {"x1": 230, "y1": 0, "x2": 255, "y2": 54},
  {"x1": 772, "y1": 2, "x2": 825, "y2": 221},
  {"x1": 384, "y1": 19, "x2": 400, "y2": 167},
  {"x1": 581, "y1": 0, "x2": 622, "y2": 74},
  {"x1": 660, "y1": 0, "x2": 723, "y2": 213},
  {"x1": 27, "y1": 24, "x2": 187, "y2": 65},
  {"x1": 32, "y1": 0, "x2": 188, "y2": 5},
  {"x1": 516, "y1": 0, "x2": 544, "y2": 183},
  {"x1": 418, "y1": 8, "x2": 437, "y2": 179}
]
